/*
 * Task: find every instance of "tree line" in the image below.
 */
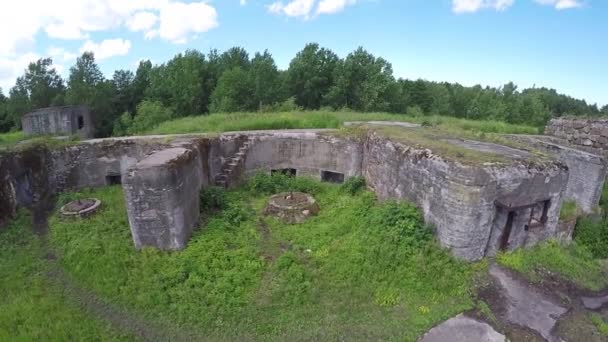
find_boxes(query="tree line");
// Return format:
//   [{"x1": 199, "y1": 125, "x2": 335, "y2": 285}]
[{"x1": 0, "y1": 43, "x2": 606, "y2": 137}]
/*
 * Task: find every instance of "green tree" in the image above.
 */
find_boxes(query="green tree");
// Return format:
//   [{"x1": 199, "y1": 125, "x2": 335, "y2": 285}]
[
  {"x1": 219, "y1": 47, "x2": 250, "y2": 72},
  {"x1": 132, "y1": 60, "x2": 152, "y2": 110},
  {"x1": 0, "y1": 88, "x2": 12, "y2": 132},
  {"x1": 23, "y1": 58, "x2": 65, "y2": 108},
  {"x1": 6, "y1": 77, "x2": 31, "y2": 129},
  {"x1": 325, "y1": 47, "x2": 394, "y2": 111},
  {"x1": 146, "y1": 50, "x2": 208, "y2": 115},
  {"x1": 250, "y1": 50, "x2": 283, "y2": 110},
  {"x1": 66, "y1": 52, "x2": 117, "y2": 137},
  {"x1": 287, "y1": 43, "x2": 339, "y2": 109},
  {"x1": 124, "y1": 100, "x2": 174, "y2": 134},
  {"x1": 209, "y1": 67, "x2": 254, "y2": 113},
  {"x1": 112, "y1": 69, "x2": 135, "y2": 115}
]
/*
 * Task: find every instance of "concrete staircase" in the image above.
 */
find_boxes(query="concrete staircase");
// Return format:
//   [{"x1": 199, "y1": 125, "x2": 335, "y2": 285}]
[{"x1": 215, "y1": 139, "x2": 253, "y2": 188}]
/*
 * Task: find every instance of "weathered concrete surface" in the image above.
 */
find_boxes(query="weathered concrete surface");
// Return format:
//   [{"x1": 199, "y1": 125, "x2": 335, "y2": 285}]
[
  {"x1": 364, "y1": 131, "x2": 567, "y2": 261},
  {"x1": 123, "y1": 147, "x2": 203, "y2": 250},
  {"x1": 344, "y1": 121, "x2": 421, "y2": 128},
  {"x1": 489, "y1": 265, "x2": 567, "y2": 341},
  {"x1": 242, "y1": 131, "x2": 363, "y2": 180},
  {"x1": 507, "y1": 134, "x2": 607, "y2": 214},
  {"x1": 581, "y1": 294, "x2": 608, "y2": 310},
  {"x1": 22, "y1": 105, "x2": 95, "y2": 139},
  {"x1": 420, "y1": 314, "x2": 506, "y2": 342}
]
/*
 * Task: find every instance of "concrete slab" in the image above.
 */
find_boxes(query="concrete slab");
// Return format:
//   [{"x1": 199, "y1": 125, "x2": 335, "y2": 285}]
[
  {"x1": 420, "y1": 314, "x2": 505, "y2": 342},
  {"x1": 581, "y1": 294, "x2": 608, "y2": 310},
  {"x1": 489, "y1": 265, "x2": 567, "y2": 341},
  {"x1": 442, "y1": 138, "x2": 532, "y2": 159},
  {"x1": 344, "y1": 120, "x2": 421, "y2": 128}
]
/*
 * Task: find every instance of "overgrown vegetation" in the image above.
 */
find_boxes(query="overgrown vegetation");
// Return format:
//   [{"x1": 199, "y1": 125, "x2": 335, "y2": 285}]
[
  {"x1": 48, "y1": 176, "x2": 479, "y2": 340},
  {"x1": 574, "y1": 218, "x2": 608, "y2": 259},
  {"x1": 496, "y1": 241, "x2": 608, "y2": 291},
  {"x1": 590, "y1": 314, "x2": 608, "y2": 337},
  {"x1": 0, "y1": 211, "x2": 130, "y2": 340},
  {"x1": 560, "y1": 200, "x2": 580, "y2": 221},
  {"x1": 145, "y1": 110, "x2": 539, "y2": 136},
  {"x1": 0, "y1": 131, "x2": 26, "y2": 146},
  {"x1": 1, "y1": 44, "x2": 604, "y2": 138}
]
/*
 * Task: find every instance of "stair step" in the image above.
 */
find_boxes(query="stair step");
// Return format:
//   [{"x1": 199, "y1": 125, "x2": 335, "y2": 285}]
[
  {"x1": 228, "y1": 161, "x2": 238, "y2": 167},
  {"x1": 236, "y1": 152, "x2": 245, "y2": 157},
  {"x1": 215, "y1": 174, "x2": 228, "y2": 181},
  {"x1": 216, "y1": 180, "x2": 227, "y2": 187}
]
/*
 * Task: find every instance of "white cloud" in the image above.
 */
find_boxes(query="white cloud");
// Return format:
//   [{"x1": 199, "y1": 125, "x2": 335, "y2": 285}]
[
  {"x1": 0, "y1": 53, "x2": 39, "y2": 94},
  {"x1": 268, "y1": 0, "x2": 356, "y2": 19},
  {"x1": 80, "y1": 39, "x2": 132, "y2": 60},
  {"x1": 157, "y1": 1, "x2": 218, "y2": 43},
  {"x1": 127, "y1": 11, "x2": 158, "y2": 32},
  {"x1": 534, "y1": 0, "x2": 582, "y2": 9},
  {"x1": 317, "y1": 0, "x2": 356, "y2": 14},
  {"x1": 452, "y1": 0, "x2": 514, "y2": 13},
  {"x1": 0, "y1": 0, "x2": 219, "y2": 92},
  {"x1": 240, "y1": 0, "x2": 247, "y2": 5},
  {"x1": 47, "y1": 47, "x2": 77, "y2": 62}
]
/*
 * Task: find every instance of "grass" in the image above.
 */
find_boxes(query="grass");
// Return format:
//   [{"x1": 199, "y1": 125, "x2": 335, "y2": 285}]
[
  {"x1": 496, "y1": 240, "x2": 608, "y2": 291},
  {"x1": 560, "y1": 200, "x2": 580, "y2": 221},
  {"x1": 590, "y1": 314, "x2": 608, "y2": 337},
  {"x1": 48, "y1": 176, "x2": 480, "y2": 341},
  {"x1": 0, "y1": 210, "x2": 131, "y2": 340},
  {"x1": 0, "y1": 131, "x2": 26, "y2": 147},
  {"x1": 144, "y1": 111, "x2": 540, "y2": 136}
]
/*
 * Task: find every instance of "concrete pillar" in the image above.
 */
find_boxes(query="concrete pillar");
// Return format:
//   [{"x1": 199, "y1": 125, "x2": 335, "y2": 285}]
[{"x1": 123, "y1": 147, "x2": 202, "y2": 250}]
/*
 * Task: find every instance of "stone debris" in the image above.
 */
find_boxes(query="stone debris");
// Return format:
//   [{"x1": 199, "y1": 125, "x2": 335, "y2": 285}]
[
  {"x1": 420, "y1": 314, "x2": 505, "y2": 342},
  {"x1": 489, "y1": 265, "x2": 567, "y2": 341},
  {"x1": 581, "y1": 294, "x2": 608, "y2": 310}
]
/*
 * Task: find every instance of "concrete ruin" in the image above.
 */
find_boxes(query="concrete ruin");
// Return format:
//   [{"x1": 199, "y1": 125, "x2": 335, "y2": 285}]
[
  {"x1": 1, "y1": 120, "x2": 607, "y2": 261},
  {"x1": 21, "y1": 106, "x2": 95, "y2": 139}
]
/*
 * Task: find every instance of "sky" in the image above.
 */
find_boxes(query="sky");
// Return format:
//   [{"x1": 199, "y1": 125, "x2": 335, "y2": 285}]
[{"x1": 0, "y1": 0, "x2": 606, "y2": 106}]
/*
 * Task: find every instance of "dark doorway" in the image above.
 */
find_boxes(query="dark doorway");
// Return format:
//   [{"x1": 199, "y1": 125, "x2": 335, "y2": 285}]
[
  {"x1": 106, "y1": 174, "x2": 122, "y2": 185},
  {"x1": 500, "y1": 211, "x2": 516, "y2": 251},
  {"x1": 271, "y1": 168, "x2": 297, "y2": 177},
  {"x1": 321, "y1": 171, "x2": 345, "y2": 184},
  {"x1": 77, "y1": 116, "x2": 84, "y2": 130}
]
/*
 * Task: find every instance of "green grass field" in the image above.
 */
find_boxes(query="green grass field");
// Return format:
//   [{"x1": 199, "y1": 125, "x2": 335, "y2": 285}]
[
  {"x1": 145, "y1": 111, "x2": 540, "y2": 136},
  {"x1": 0, "y1": 131, "x2": 26, "y2": 147},
  {"x1": 0, "y1": 211, "x2": 131, "y2": 340},
  {"x1": 48, "y1": 177, "x2": 481, "y2": 341}
]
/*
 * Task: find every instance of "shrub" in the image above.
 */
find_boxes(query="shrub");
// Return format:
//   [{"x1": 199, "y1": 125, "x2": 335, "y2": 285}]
[
  {"x1": 247, "y1": 172, "x2": 322, "y2": 195},
  {"x1": 340, "y1": 176, "x2": 366, "y2": 195},
  {"x1": 574, "y1": 218, "x2": 608, "y2": 259},
  {"x1": 125, "y1": 100, "x2": 175, "y2": 134},
  {"x1": 200, "y1": 186, "x2": 228, "y2": 212}
]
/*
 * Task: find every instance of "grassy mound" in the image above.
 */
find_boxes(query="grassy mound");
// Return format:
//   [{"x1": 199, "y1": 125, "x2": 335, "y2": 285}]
[
  {"x1": 49, "y1": 176, "x2": 480, "y2": 340},
  {"x1": 145, "y1": 111, "x2": 539, "y2": 136}
]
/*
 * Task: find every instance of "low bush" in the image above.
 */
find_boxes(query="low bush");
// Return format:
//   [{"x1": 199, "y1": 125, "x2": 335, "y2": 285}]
[
  {"x1": 247, "y1": 172, "x2": 322, "y2": 195},
  {"x1": 574, "y1": 217, "x2": 608, "y2": 259},
  {"x1": 340, "y1": 176, "x2": 366, "y2": 195},
  {"x1": 200, "y1": 186, "x2": 228, "y2": 212},
  {"x1": 560, "y1": 200, "x2": 579, "y2": 221}
]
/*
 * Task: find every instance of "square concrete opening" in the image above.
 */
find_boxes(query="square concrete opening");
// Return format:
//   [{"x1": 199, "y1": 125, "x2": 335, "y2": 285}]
[
  {"x1": 528, "y1": 200, "x2": 550, "y2": 228},
  {"x1": 105, "y1": 174, "x2": 122, "y2": 185},
  {"x1": 272, "y1": 168, "x2": 297, "y2": 177},
  {"x1": 77, "y1": 115, "x2": 84, "y2": 130},
  {"x1": 321, "y1": 170, "x2": 345, "y2": 184}
]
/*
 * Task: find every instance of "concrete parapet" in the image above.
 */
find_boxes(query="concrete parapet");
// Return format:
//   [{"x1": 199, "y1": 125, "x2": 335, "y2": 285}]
[{"x1": 123, "y1": 147, "x2": 203, "y2": 250}]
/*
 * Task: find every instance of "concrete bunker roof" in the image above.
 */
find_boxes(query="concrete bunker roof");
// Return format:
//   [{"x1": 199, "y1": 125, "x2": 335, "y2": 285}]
[
  {"x1": 364, "y1": 124, "x2": 557, "y2": 166},
  {"x1": 22, "y1": 105, "x2": 89, "y2": 118}
]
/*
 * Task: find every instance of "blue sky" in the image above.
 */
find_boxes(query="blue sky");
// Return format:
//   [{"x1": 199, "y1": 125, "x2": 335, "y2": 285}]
[{"x1": 0, "y1": 0, "x2": 606, "y2": 106}]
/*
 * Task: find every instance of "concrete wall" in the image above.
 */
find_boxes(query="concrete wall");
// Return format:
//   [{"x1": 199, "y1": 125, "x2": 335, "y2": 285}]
[
  {"x1": 363, "y1": 132, "x2": 568, "y2": 260},
  {"x1": 243, "y1": 132, "x2": 363, "y2": 180},
  {"x1": 22, "y1": 106, "x2": 95, "y2": 139},
  {"x1": 545, "y1": 117, "x2": 608, "y2": 151},
  {"x1": 506, "y1": 134, "x2": 606, "y2": 213},
  {"x1": 123, "y1": 147, "x2": 203, "y2": 250}
]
